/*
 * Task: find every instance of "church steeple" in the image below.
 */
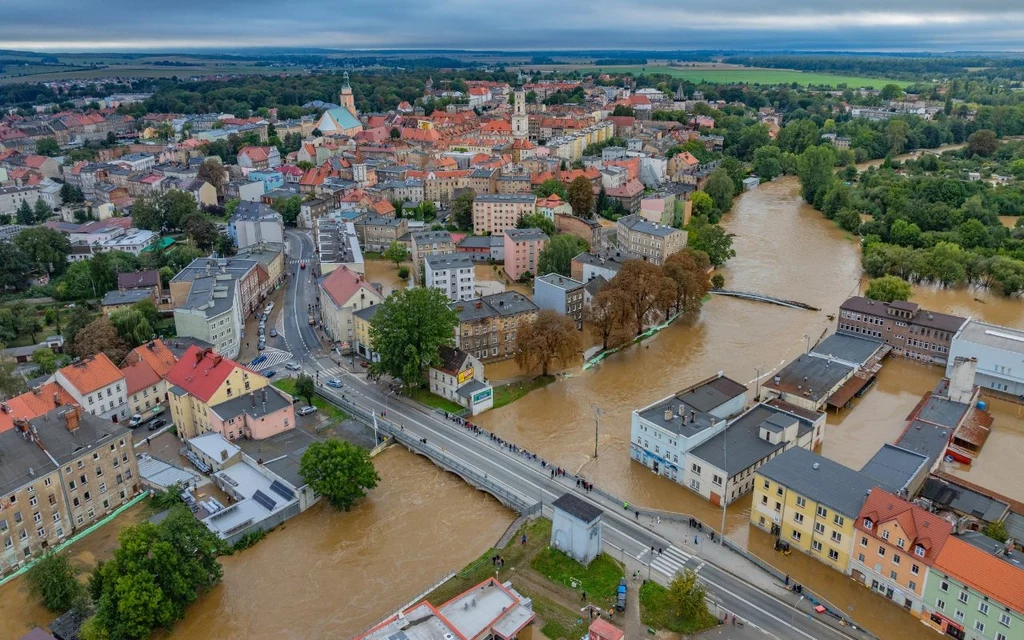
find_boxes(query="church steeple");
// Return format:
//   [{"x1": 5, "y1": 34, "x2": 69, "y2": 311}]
[{"x1": 339, "y1": 71, "x2": 356, "y2": 116}]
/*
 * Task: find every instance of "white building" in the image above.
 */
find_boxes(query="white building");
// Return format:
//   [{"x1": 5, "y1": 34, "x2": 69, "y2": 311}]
[
  {"x1": 428, "y1": 346, "x2": 493, "y2": 415},
  {"x1": 424, "y1": 254, "x2": 476, "y2": 302},
  {"x1": 0, "y1": 185, "x2": 41, "y2": 215},
  {"x1": 95, "y1": 229, "x2": 158, "y2": 255},
  {"x1": 629, "y1": 373, "x2": 748, "y2": 484},
  {"x1": 229, "y1": 201, "x2": 284, "y2": 249},
  {"x1": 948, "y1": 319, "x2": 1024, "y2": 397},
  {"x1": 683, "y1": 401, "x2": 826, "y2": 506},
  {"x1": 53, "y1": 354, "x2": 129, "y2": 423},
  {"x1": 550, "y1": 493, "x2": 603, "y2": 566},
  {"x1": 173, "y1": 275, "x2": 243, "y2": 359}
]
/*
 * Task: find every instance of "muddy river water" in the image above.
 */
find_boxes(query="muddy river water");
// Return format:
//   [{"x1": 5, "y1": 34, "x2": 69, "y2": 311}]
[{"x1": 5, "y1": 173, "x2": 1020, "y2": 639}]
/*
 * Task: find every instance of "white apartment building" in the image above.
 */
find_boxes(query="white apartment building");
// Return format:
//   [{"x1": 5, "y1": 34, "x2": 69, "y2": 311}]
[
  {"x1": 424, "y1": 254, "x2": 476, "y2": 302},
  {"x1": 53, "y1": 354, "x2": 129, "y2": 423},
  {"x1": 173, "y1": 275, "x2": 243, "y2": 359}
]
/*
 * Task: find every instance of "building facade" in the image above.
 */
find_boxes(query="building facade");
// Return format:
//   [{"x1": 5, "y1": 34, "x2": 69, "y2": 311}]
[
  {"x1": 503, "y1": 228, "x2": 549, "y2": 281},
  {"x1": 615, "y1": 214, "x2": 687, "y2": 266},
  {"x1": 52, "y1": 354, "x2": 128, "y2": 423},
  {"x1": 533, "y1": 274, "x2": 584, "y2": 329},
  {"x1": 837, "y1": 297, "x2": 966, "y2": 365},
  {"x1": 319, "y1": 265, "x2": 384, "y2": 349},
  {"x1": 948, "y1": 319, "x2": 1024, "y2": 397},
  {"x1": 424, "y1": 254, "x2": 476, "y2": 302},
  {"x1": 473, "y1": 194, "x2": 537, "y2": 235},
  {"x1": 451, "y1": 292, "x2": 539, "y2": 362}
]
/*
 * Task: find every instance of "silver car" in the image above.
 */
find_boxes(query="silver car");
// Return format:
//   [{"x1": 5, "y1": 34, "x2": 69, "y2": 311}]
[{"x1": 298, "y1": 406, "x2": 317, "y2": 416}]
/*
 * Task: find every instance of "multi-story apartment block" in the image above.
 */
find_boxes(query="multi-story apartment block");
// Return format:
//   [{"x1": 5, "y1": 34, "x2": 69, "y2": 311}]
[
  {"x1": 319, "y1": 265, "x2": 384, "y2": 347},
  {"x1": 120, "y1": 339, "x2": 178, "y2": 421},
  {"x1": 615, "y1": 214, "x2": 687, "y2": 266},
  {"x1": 533, "y1": 274, "x2": 585, "y2": 329},
  {"x1": 473, "y1": 194, "x2": 537, "y2": 235},
  {"x1": 173, "y1": 275, "x2": 244, "y2": 359},
  {"x1": 503, "y1": 228, "x2": 549, "y2": 281},
  {"x1": 411, "y1": 230, "x2": 456, "y2": 280},
  {"x1": 451, "y1": 292, "x2": 538, "y2": 362},
  {"x1": 53, "y1": 354, "x2": 128, "y2": 423},
  {"x1": 751, "y1": 448, "x2": 878, "y2": 574},
  {"x1": 171, "y1": 257, "x2": 264, "y2": 317},
  {"x1": 229, "y1": 201, "x2": 284, "y2": 249},
  {"x1": 0, "y1": 406, "x2": 140, "y2": 575},
  {"x1": 425, "y1": 254, "x2": 476, "y2": 302},
  {"x1": 849, "y1": 488, "x2": 953, "y2": 615},
  {"x1": 354, "y1": 216, "x2": 409, "y2": 253},
  {"x1": 948, "y1": 319, "x2": 1024, "y2": 397},
  {"x1": 837, "y1": 297, "x2": 966, "y2": 365}
]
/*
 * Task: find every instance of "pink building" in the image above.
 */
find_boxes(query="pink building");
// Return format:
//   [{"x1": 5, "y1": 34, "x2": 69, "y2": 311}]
[
  {"x1": 472, "y1": 194, "x2": 537, "y2": 235},
  {"x1": 207, "y1": 385, "x2": 296, "y2": 441},
  {"x1": 504, "y1": 228, "x2": 549, "y2": 281}
]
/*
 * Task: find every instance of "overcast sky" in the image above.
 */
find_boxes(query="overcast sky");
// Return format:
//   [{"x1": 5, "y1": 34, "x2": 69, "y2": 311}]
[{"x1": 2, "y1": 1, "x2": 1023, "y2": 52}]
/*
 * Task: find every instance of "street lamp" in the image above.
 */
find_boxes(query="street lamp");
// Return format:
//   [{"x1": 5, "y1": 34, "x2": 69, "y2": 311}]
[
  {"x1": 791, "y1": 595, "x2": 805, "y2": 627},
  {"x1": 592, "y1": 404, "x2": 602, "y2": 458}
]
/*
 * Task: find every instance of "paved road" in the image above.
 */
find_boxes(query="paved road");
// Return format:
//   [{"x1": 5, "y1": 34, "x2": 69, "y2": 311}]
[{"x1": 277, "y1": 236, "x2": 853, "y2": 640}]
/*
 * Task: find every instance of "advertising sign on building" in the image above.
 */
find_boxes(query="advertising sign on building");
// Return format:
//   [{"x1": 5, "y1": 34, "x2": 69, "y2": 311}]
[{"x1": 458, "y1": 367, "x2": 475, "y2": 385}]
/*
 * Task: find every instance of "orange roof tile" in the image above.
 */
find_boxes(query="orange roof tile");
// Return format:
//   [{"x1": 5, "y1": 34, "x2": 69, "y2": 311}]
[
  {"x1": 0, "y1": 383, "x2": 78, "y2": 433},
  {"x1": 934, "y1": 535, "x2": 1024, "y2": 611},
  {"x1": 121, "y1": 359, "x2": 161, "y2": 396},
  {"x1": 124, "y1": 339, "x2": 177, "y2": 377},
  {"x1": 56, "y1": 353, "x2": 124, "y2": 395},
  {"x1": 856, "y1": 488, "x2": 953, "y2": 565}
]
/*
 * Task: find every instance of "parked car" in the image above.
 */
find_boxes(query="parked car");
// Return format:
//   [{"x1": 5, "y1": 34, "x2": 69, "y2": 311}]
[
  {"x1": 147, "y1": 419, "x2": 167, "y2": 432},
  {"x1": 270, "y1": 328, "x2": 278, "y2": 337},
  {"x1": 285, "y1": 362, "x2": 301, "y2": 371},
  {"x1": 129, "y1": 414, "x2": 144, "y2": 427},
  {"x1": 326, "y1": 378, "x2": 343, "y2": 388},
  {"x1": 265, "y1": 302, "x2": 275, "y2": 313},
  {"x1": 298, "y1": 406, "x2": 317, "y2": 416},
  {"x1": 258, "y1": 328, "x2": 265, "y2": 338},
  {"x1": 258, "y1": 341, "x2": 266, "y2": 351},
  {"x1": 263, "y1": 369, "x2": 276, "y2": 378}
]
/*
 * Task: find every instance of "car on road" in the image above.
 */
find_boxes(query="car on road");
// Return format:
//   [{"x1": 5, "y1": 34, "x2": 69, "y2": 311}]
[
  {"x1": 263, "y1": 369, "x2": 276, "y2": 378},
  {"x1": 129, "y1": 414, "x2": 144, "y2": 427},
  {"x1": 285, "y1": 362, "x2": 301, "y2": 371},
  {"x1": 298, "y1": 406, "x2": 317, "y2": 416},
  {"x1": 326, "y1": 378, "x2": 343, "y2": 388},
  {"x1": 360, "y1": 360, "x2": 369, "y2": 368},
  {"x1": 265, "y1": 302, "x2": 275, "y2": 313},
  {"x1": 300, "y1": 262, "x2": 307, "y2": 269},
  {"x1": 258, "y1": 341, "x2": 266, "y2": 350},
  {"x1": 147, "y1": 419, "x2": 166, "y2": 432},
  {"x1": 270, "y1": 328, "x2": 278, "y2": 337},
  {"x1": 258, "y1": 328, "x2": 265, "y2": 337}
]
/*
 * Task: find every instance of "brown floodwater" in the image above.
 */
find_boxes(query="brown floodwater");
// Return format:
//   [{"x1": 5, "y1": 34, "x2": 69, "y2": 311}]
[
  {"x1": 363, "y1": 259, "x2": 407, "y2": 296},
  {"x1": 169, "y1": 448, "x2": 513, "y2": 639}
]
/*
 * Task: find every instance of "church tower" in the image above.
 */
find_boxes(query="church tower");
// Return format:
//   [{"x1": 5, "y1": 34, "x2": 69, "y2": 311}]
[
  {"x1": 512, "y1": 84, "x2": 528, "y2": 141},
  {"x1": 339, "y1": 71, "x2": 356, "y2": 116}
]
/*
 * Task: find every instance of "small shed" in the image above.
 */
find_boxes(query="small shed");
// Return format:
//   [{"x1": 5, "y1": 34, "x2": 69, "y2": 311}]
[
  {"x1": 551, "y1": 493, "x2": 603, "y2": 566},
  {"x1": 588, "y1": 617, "x2": 625, "y2": 640}
]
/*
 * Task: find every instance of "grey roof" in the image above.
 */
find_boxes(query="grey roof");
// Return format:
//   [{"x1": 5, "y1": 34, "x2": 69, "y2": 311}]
[
  {"x1": 894, "y1": 421, "x2": 951, "y2": 469},
  {"x1": 235, "y1": 426, "x2": 320, "y2": 489},
  {"x1": 171, "y1": 257, "x2": 258, "y2": 284},
  {"x1": 458, "y1": 235, "x2": 495, "y2": 249},
  {"x1": 101, "y1": 288, "x2": 153, "y2": 307},
  {"x1": 474, "y1": 194, "x2": 536, "y2": 203},
  {"x1": 481, "y1": 292, "x2": 538, "y2": 317},
  {"x1": 810, "y1": 333, "x2": 885, "y2": 367},
  {"x1": 353, "y1": 304, "x2": 381, "y2": 322},
  {"x1": 573, "y1": 249, "x2": 629, "y2": 268},
  {"x1": 425, "y1": 253, "x2": 474, "y2": 270},
  {"x1": 957, "y1": 530, "x2": 1024, "y2": 566},
  {"x1": 0, "y1": 427, "x2": 58, "y2": 496},
  {"x1": 26, "y1": 407, "x2": 131, "y2": 466},
  {"x1": 840, "y1": 297, "x2": 966, "y2": 333},
  {"x1": 756, "y1": 448, "x2": 878, "y2": 518},
  {"x1": 919, "y1": 477, "x2": 1009, "y2": 522},
  {"x1": 316, "y1": 220, "x2": 358, "y2": 264},
  {"x1": 231, "y1": 201, "x2": 282, "y2": 223},
  {"x1": 457, "y1": 379, "x2": 490, "y2": 399},
  {"x1": 858, "y1": 444, "x2": 929, "y2": 493},
  {"x1": 583, "y1": 275, "x2": 608, "y2": 296},
  {"x1": 689, "y1": 405, "x2": 807, "y2": 475},
  {"x1": 356, "y1": 215, "x2": 404, "y2": 228},
  {"x1": 179, "y1": 275, "x2": 236, "y2": 319},
  {"x1": 954, "y1": 319, "x2": 1024, "y2": 355},
  {"x1": 680, "y1": 376, "x2": 748, "y2": 413},
  {"x1": 638, "y1": 376, "x2": 747, "y2": 437},
  {"x1": 766, "y1": 354, "x2": 854, "y2": 402},
  {"x1": 117, "y1": 270, "x2": 160, "y2": 290},
  {"x1": 452, "y1": 299, "x2": 499, "y2": 323},
  {"x1": 617, "y1": 214, "x2": 680, "y2": 238},
  {"x1": 916, "y1": 396, "x2": 968, "y2": 429},
  {"x1": 1005, "y1": 511, "x2": 1024, "y2": 543},
  {"x1": 537, "y1": 273, "x2": 584, "y2": 291},
  {"x1": 552, "y1": 493, "x2": 602, "y2": 523},
  {"x1": 209, "y1": 386, "x2": 292, "y2": 422},
  {"x1": 411, "y1": 230, "x2": 454, "y2": 245},
  {"x1": 505, "y1": 228, "x2": 549, "y2": 242}
]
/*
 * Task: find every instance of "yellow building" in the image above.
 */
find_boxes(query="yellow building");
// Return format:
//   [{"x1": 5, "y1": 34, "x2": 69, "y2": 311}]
[
  {"x1": 352, "y1": 305, "x2": 379, "y2": 362},
  {"x1": 750, "y1": 448, "x2": 878, "y2": 574}
]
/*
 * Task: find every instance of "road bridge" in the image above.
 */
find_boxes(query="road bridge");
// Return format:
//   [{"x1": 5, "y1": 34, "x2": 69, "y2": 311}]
[{"x1": 711, "y1": 289, "x2": 820, "y2": 311}]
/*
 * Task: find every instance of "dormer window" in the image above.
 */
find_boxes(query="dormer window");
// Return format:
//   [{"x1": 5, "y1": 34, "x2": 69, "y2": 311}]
[
  {"x1": 914, "y1": 545, "x2": 925, "y2": 557},
  {"x1": 863, "y1": 518, "x2": 873, "y2": 530}
]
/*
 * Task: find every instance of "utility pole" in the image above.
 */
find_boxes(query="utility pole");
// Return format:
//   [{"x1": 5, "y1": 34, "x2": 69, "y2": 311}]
[
  {"x1": 592, "y1": 405, "x2": 601, "y2": 458},
  {"x1": 720, "y1": 427, "x2": 727, "y2": 547},
  {"x1": 753, "y1": 364, "x2": 764, "y2": 402}
]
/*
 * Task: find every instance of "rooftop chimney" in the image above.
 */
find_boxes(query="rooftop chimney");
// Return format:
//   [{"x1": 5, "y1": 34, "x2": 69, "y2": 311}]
[
  {"x1": 664, "y1": 408, "x2": 673, "y2": 421},
  {"x1": 64, "y1": 407, "x2": 80, "y2": 432}
]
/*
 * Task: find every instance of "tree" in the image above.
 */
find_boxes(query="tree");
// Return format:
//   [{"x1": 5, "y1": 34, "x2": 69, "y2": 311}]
[
  {"x1": 585, "y1": 287, "x2": 632, "y2": 351},
  {"x1": 33, "y1": 197, "x2": 52, "y2": 223},
  {"x1": 369, "y1": 288, "x2": 458, "y2": 388},
  {"x1": 534, "y1": 178, "x2": 567, "y2": 200},
  {"x1": 711, "y1": 273, "x2": 725, "y2": 290},
  {"x1": 299, "y1": 439, "x2": 380, "y2": 511},
  {"x1": 865, "y1": 275, "x2": 912, "y2": 302},
  {"x1": 537, "y1": 234, "x2": 588, "y2": 277},
  {"x1": 516, "y1": 213, "x2": 556, "y2": 238},
  {"x1": 31, "y1": 348, "x2": 58, "y2": 375},
  {"x1": 982, "y1": 520, "x2": 1010, "y2": 543},
  {"x1": 16, "y1": 199, "x2": 33, "y2": 225},
  {"x1": 514, "y1": 310, "x2": 581, "y2": 377},
  {"x1": 879, "y1": 84, "x2": 904, "y2": 101},
  {"x1": 271, "y1": 196, "x2": 301, "y2": 227},
  {"x1": 566, "y1": 176, "x2": 595, "y2": 218},
  {"x1": 835, "y1": 207, "x2": 862, "y2": 233},
  {"x1": 752, "y1": 146, "x2": 782, "y2": 181},
  {"x1": 295, "y1": 373, "x2": 315, "y2": 405},
  {"x1": 704, "y1": 169, "x2": 735, "y2": 216},
  {"x1": 26, "y1": 551, "x2": 84, "y2": 612},
  {"x1": 886, "y1": 119, "x2": 910, "y2": 155},
  {"x1": 667, "y1": 570, "x2": 716, "y2": 628},
  {"x1": 389, "y1": 127, "x2": 401, "y2": 139},
  {"x1": 71, "y1": 317, "x2": 130, "y2": 364},
  {"x1": 90, "y1": 506, "x2": 225, "y2": 639},
  {"x1": 196, "y1": 159, "x2": 227, "y2": 195},
  {"x1": 967, "y1": 129, "x2": 999, "y2": 157},
  {"x1": 35, "y1": 137, "x2": 61, "y2": 156},
  {"x1": 609, "y1": 260, "x2": 664, "y2": 335},
  {"x1": 159, "y1": 266, "x2": 176, "y2": 289},
  {"x1": 663, "y1": 249, "x2": 712, "y2": 314},
  {"x1": 452, "y1": 191, "x2": 474, "y2": 230},
  {"x1": 383, "y1": 241, "x2": 408, "y2": 267},
  {"x1": 686, "y1": 219, "x2": 735, "y2": 268},
  {"x1": 689, "y1": 191, "x2": 715, "y2": 220},
  {"x1": 182, "y1": 213, "x2": 219, "y2": 250},
  {"x1": 0, "y1": 242, "x2": 30, "y2": 291},
  {"x1": 0, "y1": 350, "x2": 26, "y2": 399},
  {"x1": 109, "y1": 309, "x2": 154, "y2": 347},
  {"x1": 796, "y1": 145, "x2": 836, "y2": 207}
]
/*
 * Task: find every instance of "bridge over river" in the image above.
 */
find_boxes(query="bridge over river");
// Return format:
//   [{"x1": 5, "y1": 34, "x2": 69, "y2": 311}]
[{"x1": 711, "y1": 289, "x2": 820, "y2": 311}]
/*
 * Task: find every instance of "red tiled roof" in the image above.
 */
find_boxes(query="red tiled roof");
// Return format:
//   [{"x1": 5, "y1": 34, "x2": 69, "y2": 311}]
[
  {"x1": 371, "y1": 200, "x2": 395, "y2": 216},
  {"x1": 164, "y1": 346, "x2": 248, "y2": 403},
  {"x1": 934, "y1": 535, "x2": 1024, "y2": 611},
  {"x1": 239, "y1": 146, "x2": 272, "y2": 162},
  {"x1": 0, "y1": 383, "x2": 78, "y2": 433},
  {"x1": 856, "y1": 488, "x2": 953, "y2": 565},
  {"x1": 607, "y1": 178, "x2": 644, "y2": 198},
  {"x1": 121, "y1": 359, "x2": 161, "y2": 396},
  {"x1": 320, "y1": 266, "x2": 378, "y2": 309},
  {"x1": 56, "y1": 353, "x2": 124, "y2": 395},
  {"x1": 23, "y1": 155, "x2": 49, "y2": 169},
  {"x1": 124, "y1": 339, "x2": 177, "y2": 377}
]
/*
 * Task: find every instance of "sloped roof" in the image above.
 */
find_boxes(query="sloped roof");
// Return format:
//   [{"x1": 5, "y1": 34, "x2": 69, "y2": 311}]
[
  {"x1": 57, "y1": 354, "x2": 124, "y2": 395},
  {"x1": 117, "y1": 269, "x2": 160, "y2": 290},
  {"x1": 0, "y1": 383, "x2": 78, "y2": 433},
  {"x1": 121, "y1": 359, "x2": 161, "y2": 396},
  {"x1": 934, "y1": 533, "x2": 1024, "y2": 611},
  {"x1": 857, "y1": 488, "x2": 953, "y2": 564},
  {"x1": 164, "y1": 346, "x2": 248, "y2": 403},
  {"x1": 320, "y1": 265, "x2": 379, "y2": 308}
]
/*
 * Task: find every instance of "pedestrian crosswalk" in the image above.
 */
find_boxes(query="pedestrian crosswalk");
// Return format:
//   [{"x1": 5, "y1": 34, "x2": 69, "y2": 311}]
[
  {"x1": 319, "y1": 366, "x2": 348, "y2": 380},
  {"x1": 649, "y1": 546, "x2": 693, "y2": 578},
  {"x1": 250, "y1": 347, "x2": 294, "y2": 372}
]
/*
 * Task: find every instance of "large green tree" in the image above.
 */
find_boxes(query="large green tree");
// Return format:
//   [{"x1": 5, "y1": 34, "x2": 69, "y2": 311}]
[
  {"x1": 294, "y1": 373, "x2": 315, "y2": 405},
  {"x1": 109, "y1": 309, "x2": 155, "y2": 347},
  {"x1": 383, "y1": 240, "x2": 408, "y2": 267},
  {"x1": 516, "y1": 213, "x2": 556, "y2": 237},
  {"x1": 33, "y1": 197, "x2": 52, "y2": 223},
  {"x1": 26, "y1": 551, "x2": 85, "y2": 612},
  {"x1": 451, "y1": 191, "x2": 475, "y2": 230},
  {"x1": 368, "y1": 287, "x2": 458, "y2": 388},
  {"x1": 89, "y1": 506, "x2": 225, "y2": 639},
  {"x1": 865, "y1": 275, "x2": 912, "y2": 302},
  {"x1": 796, "y1": 145, "x2": 837, "y2": 208},
  {"x1": 666, "y1": 569, "x2": 716, "y2": 629},
  {"x1": 14, "y1": 227, "x2": 72, "y2": 276},
  {"x1": 534, "y1": 178, "x2": 568, "y2": 200},
  {"x1": 703, "y1": 168, "x2": 735, "y2": 216},
  {"x1": 566, "y1": 176, "x2": 595, "y2": 218},
  {"x1": 966, "y1": 129, "x2": 998, "y2": 157},
  {"x1": 536, "y1": 234, "x2": 588, "y2": 277},
  {"x1": 299, "y1": 439, "x2": 380, "y2": 511},
  {"x1": 686, "y1": 219, "x2": 735, "y2": 268},
  {"x1": 35, "y1": 137, "x2": 60, "y2": 156}
]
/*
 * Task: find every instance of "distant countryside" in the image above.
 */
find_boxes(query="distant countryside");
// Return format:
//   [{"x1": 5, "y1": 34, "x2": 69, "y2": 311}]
[{"x1": 580, "y1": 65, "x2": 913, "y2": 88}]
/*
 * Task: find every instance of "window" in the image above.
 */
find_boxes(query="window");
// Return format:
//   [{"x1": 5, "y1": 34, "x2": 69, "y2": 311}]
[
  {"x1": 814, "y1": 522, "x2": 825, "y2": 534},
  {"x1": 974, "y1": 621, "x2": 985, "y2": 633},
  {"x1": 959, "y1": 591, "x2": 969, "y2": 604},
  {"x1": 936, "y1": 598, "x2": 945, "y2": 610},
  {"x1": 908, "y1": 581, "x2": 916, "y2": 592},
  {"x1": 811, "y1": 540, "x2": 822, "y2": 552},
  {"x1": 775, "y1": 501, "x2": 781, "y2": 512},
  {"x1": 858, "y1": 553, "x2": 865, "y2": 562},
  {"x1": 915, "y1": 545, "x2": 925, "y2": 557},
  {"x1": 863, "y1": 518, "x2": 873, "y2": 530},
  {"x1": 999, "y1": 612, "x2": 1011, "y2": 626},
  {"x1": 791, "y1": 530, "x2": 802, "y2": 542},
  {"x1": 889, "y1": 570, "x2": 898, "y2": 580},
  {"x1": 911, "y1": 563, "x2": 919, "y2": 575},
  {"x1": 979, "y1": 602, "x2": 989, "y2": 616},
  {"x1": 831, "y1": 531, "x2": 842, "y2": 543},
  {"x1": 939, "y1": 581, "x2": 949, "y2": 592},
  {"x1": 833, "y1": 514, "x2": 844, "y2": 527},
  {"x1": 954, "y1": 610, "x2": 964, "y2": 622},
  {"x1": 882, "y1": 529, "x2": 890, "y2": 540},
  {"x1": 997, "y1": 634, "x2": 1007, "y2": 640},
  {"x1": 52, "y1": 513, "x2": 60, "y2": 522},
  {"x1": 892, "y1": 554, "x2": 901, "y2": 565},
  {"x1": 29, "y1": 496, "x2": 37, "y2": 507},
  {"x1": 795, "y1": 496, "x2": 805, "y2": 508},
  {"x1": 816, "y1": 506, "x2": 827, "y2": 518},
  {"x1": 860, "y1": 536, "x2": 868, "y2": 546},
  {"x1": 691, "y1": 463, "x2": 702, "y2": 474},
  {"x1": 878, "y1": 546, "x2": 886, "y2": 557},
  {"x1": 828, "y1": 549, "x2": 839, "y2": 561},
  {"x1": 793, "y1": 513, "x2": 804, "y2": 524},
  {"x1": 776, "y1": 487, "x2": 783, "y2": 496},
  {"x1": 763, "y1": 480, "x2": 769, "y2": 490}
]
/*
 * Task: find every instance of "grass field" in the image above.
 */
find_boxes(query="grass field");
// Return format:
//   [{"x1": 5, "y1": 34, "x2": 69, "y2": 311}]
[
  {"x1": 0, "y1": 64, "x2": 300, "y2": 84},
  {"x1": 491, "y1": 375, "x2": 555, "y2": 410},
  {"x1": 272, "y1": 378, "x2": 348, "y2": 421},
  {"x1": 581, "y1": 65, "x2": 910, "y2": 88}
]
